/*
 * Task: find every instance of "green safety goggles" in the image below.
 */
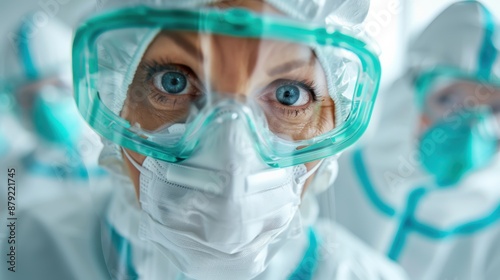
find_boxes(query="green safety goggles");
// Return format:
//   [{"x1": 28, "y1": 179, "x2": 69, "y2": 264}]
[{"x1": 73, "y1": 6, "x2": 380, "y2": 167}]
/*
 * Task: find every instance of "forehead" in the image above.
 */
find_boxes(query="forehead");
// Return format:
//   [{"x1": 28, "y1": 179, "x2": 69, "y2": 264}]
[
  {"x1": 210, "y1": 0, "x2": 281, "y2": 14},
  {"x1": 143, "y1": 30, "x2": 315, "y2": 59},
  {"x1": 137, "y1": 31, "x2": 322, "y2": 96}
]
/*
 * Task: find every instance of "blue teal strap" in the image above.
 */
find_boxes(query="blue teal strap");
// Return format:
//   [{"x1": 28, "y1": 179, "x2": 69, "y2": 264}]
[
  {"x1": 387, "y1": 187, "x2": 427, "y2": 261},
  {"x1": 477, "y1": 3, "x2": 497, "y2": 79},
  {"x1": 353, "y1": 147, "x2": 500, "y2": 256},
  {"x1": 411, "y1": 201, "x2": 500, "y2": 238},
  {"x1": 108, "y1": 223, "x2": 139, "y2": 279},
  {"x1": 17, "y1": 17, "x2": 39, "y2": 80},
  {"x1": 288, "y1": 227, "x2": 320, "y2": 280},
  {"x1": 352, "y1": 148, "x2": 396, "y2": 217}
]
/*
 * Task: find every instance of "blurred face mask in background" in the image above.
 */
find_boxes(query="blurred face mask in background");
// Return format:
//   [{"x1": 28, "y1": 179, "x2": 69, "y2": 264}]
[{"x1": 419, "y1": 108, "x2": 499, "y2": 186}]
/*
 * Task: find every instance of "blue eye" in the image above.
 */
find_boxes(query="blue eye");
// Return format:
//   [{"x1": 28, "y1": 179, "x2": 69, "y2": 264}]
[
  {"x1": 276, "y1": 85, "x2": 300, "y2": 106},
  {"x1": 160, "y1": 72, "x2": 187, "y2": 94},
  {"x1": 437, "y1": 93, "x2": 454, "y2": 106}
]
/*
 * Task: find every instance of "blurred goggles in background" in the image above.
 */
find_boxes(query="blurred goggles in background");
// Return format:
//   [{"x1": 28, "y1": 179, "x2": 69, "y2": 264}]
[
  {"x1": 73, "y1": 7, "x2": 380, "y2": 167},
  {"x1": 415, "y1": 67, "x2": 500, "y2": 122}
]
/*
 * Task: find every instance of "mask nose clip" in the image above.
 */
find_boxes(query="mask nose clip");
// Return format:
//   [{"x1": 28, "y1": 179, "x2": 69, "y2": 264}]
[
  {"x1": 209, "y1": 99, "x2": 253, "y2": 124},
  {"x1": 213, "y1": 109, "x2": 240, "y2": 124}
]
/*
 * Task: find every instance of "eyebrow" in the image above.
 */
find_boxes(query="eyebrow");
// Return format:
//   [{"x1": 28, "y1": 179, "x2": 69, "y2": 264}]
[
  {"x1": 267, "y1": 55, "x2": 316, "y2": 77},
  {"x1": 159, "y1": 31, "x2": 203, "y2": 61}
]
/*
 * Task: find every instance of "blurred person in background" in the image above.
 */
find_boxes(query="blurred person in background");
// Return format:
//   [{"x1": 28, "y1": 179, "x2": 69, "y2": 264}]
[
  {"x1": 0, "y1": 13, "x2": 105, "y2": 184},
  {"x1": 333, "y1": 1, "x2": 500, "y2": 279},
  {"x1": 0, "y1": 12, "x2": 111, "y2": 280}
]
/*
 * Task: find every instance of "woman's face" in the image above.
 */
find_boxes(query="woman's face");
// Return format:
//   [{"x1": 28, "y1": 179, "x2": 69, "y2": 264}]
[{"x1": 120, "y1": 0, "x2": 336, "y2": 196}]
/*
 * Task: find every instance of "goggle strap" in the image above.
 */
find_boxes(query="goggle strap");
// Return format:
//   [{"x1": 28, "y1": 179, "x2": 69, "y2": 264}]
[
  {"x1": 295, "y1": 158, "x2": 325, "y2": 185},
  {"x1": 122, "y1": 148, "x2": 153, "y2": 179}
]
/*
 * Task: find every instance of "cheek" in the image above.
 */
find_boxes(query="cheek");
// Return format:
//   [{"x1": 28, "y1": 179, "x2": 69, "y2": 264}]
[{"x1": 122, "y1": 149, "x2": 147, "y2": 199}]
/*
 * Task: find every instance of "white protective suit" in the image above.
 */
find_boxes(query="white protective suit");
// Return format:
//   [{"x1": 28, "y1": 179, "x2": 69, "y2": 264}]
[
  {"x1": 333, "y1": 2, "x2": 500, "y2": 280},
  {"x1": 75, "y1": 0, "x2": 410, "y2": 279}
]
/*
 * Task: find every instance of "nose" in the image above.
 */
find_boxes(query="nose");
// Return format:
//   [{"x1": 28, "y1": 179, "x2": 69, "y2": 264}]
[{"x1": 207, "y1": 90, "x2": 249, "y2": 106}]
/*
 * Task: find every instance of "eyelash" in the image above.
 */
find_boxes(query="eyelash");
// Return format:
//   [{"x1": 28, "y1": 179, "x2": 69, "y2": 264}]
[
  {"x1": 142, "y1": 59, "x2": 201, "y2": 104},
  {"x1": 142, "y1": 60, "x2": 323, "y2": 113},
  {"x1": 278, "y1": 79, "x2": 320, "y2": 102},
  {"x1": 143, "y1": 59, "x2": 193, "y2": 81},
  {"x1": 271, "y1": 79, "x2": 323, "y2": 117}
]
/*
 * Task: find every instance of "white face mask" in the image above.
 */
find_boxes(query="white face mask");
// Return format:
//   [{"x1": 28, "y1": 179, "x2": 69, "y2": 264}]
[{"x1": 123, "y1": 117, "x2": 322, "y2": 280}]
